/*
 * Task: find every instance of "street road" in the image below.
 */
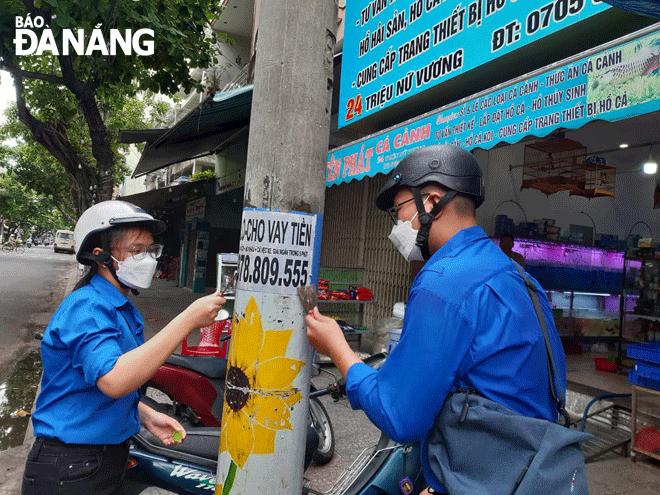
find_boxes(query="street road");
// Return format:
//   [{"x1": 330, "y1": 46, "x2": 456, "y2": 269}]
[{"x1": 0, "y1": 245, "x2": 76, "y2": 379}]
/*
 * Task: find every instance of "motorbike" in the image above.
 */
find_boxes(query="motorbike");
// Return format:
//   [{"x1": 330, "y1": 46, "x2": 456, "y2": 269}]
[
  {"x1": 125, "y1": 357, "x2": 426, "y2": 495},
  {"x1": 141, "y1": 333, "x2": 335, "y2": 466},
  {"x1": 124, "y1": 394, "x2": 319, "y2": 495}
]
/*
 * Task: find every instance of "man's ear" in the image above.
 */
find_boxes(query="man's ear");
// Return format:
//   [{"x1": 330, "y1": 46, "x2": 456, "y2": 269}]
[{"x1": 425, "y1": 190, "x2": 445, "y2": 219}]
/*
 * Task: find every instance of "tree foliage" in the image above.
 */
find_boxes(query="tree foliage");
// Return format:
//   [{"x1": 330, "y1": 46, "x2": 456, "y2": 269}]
[
  {"x1": 1, "y1": 91, "x2": 172, "y2": 221},
  {"x1": 1, "y1": 124, "x2": 78, "y2": 224},
  {"x1": 0, "y1": 170, "x2": 70, "y2": 238},
  {"x1": 0, "y1": 0, "x2": 220, "y2": 217}
]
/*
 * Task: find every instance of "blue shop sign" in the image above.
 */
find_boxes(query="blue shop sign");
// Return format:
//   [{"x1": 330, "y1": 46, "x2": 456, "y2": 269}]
[
  {"x1": 328, "y1": 27, "x2": 660, "y2": 186},
  {"x1": 339, "y1": 0, "x2": 610, "y2": 128}
]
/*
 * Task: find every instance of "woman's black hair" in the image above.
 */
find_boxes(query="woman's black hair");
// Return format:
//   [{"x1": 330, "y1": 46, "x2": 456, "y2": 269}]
[{"x1": 73, "y1": 264, "x2": 98, "y2": 291}]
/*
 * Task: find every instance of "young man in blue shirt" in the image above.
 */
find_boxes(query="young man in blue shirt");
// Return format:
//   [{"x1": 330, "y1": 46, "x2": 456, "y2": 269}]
[{"x1": 306, "y1": 145, "x2": 574, "y2": 494}]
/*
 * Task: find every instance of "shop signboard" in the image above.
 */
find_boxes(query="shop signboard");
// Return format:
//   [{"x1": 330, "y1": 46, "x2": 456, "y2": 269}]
[
  {"x1": 339, "y1": 0, "x2": 610, "y2": 128},
  {"x1": 216, "y1": 167, "x2": 245, "y2": 195},
  {"x1": 192, "y1": 223, "x2": 209, "y2": 294},
  {"x1": 185, "y1": 197, "x2": 206, "y2": 220},
  {"x1": 328, "y1": 27, "x2": 660, "y2": 186}
]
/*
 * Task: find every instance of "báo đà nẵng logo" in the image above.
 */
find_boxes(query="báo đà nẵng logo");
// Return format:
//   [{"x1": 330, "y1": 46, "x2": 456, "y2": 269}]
[{"x1": 13, "y1": 15, "x2": 154, "y2": 56}]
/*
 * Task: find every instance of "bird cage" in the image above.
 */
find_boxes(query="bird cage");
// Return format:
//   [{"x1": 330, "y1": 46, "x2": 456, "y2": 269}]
[
  {"x1": 569, "y1": 156, "x2": 616, "y2": 198},
  {"x1": 521, "y1": 137, "x2": 587, "y2": 195}
]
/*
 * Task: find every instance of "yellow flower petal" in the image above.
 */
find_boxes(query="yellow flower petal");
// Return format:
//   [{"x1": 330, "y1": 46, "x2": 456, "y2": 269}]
[
  {"x1": 225, "y1": 409, "x2": 255, "y2": 469},
  {"x1": 282, "y1": 388, "x2": 303, "y2": 408},
  {"x1": 252, "y1": 393, "x2": 302, "y2": 430},
  {"x1": 218, "y1": 297, "x2": 306, "y2": 469},
  {"x1": 229, "y1": 297, "x2": 263, "y2": 372},
  {"x1": 255, "y1": 357, "x2": 305, "y2": 391},
  {"x1": 251, "y1": 423, "x2": 277, "y2": 455},
  {"x1": 258, "y1": 329, "x2": 293, "y2": 362}
]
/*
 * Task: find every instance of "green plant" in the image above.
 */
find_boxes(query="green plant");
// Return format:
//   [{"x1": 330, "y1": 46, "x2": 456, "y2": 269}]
[{"x1": 192, "y1": 170, "x2": 216, "y2": 181}]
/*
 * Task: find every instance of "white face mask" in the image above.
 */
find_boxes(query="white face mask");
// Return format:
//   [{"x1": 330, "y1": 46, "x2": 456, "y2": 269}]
[
  {"x1": 389, "y1": 219, "x2": 425, "y2": 262},
  {"x1": 112, "y1": 255, "x2": 158, "y2": 289},
  {"x1": 388, "y1": 196, "x2": 429, "y2": 262}
]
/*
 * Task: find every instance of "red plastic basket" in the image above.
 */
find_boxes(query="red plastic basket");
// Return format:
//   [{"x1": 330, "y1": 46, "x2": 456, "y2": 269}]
[
  {"x1": 593, "y1": 357, "x2": 617, "y2": 372},
  {"x1": 182, "y1": 320, "x2": 231, "y2": 358}
]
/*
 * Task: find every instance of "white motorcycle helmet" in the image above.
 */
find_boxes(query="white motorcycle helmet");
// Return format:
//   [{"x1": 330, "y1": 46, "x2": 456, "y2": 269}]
[{"x1": 75, "y1": 200, "x2": 166, "y2": 267}]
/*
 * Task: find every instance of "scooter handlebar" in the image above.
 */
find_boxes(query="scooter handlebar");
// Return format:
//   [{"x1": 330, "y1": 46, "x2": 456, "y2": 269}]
[
  {"x1": 309, "y1": 378, "x2": 346, "y2": 401},
  {"x1": 309, "y1": 352, "x2": 387, "y2": 401}
]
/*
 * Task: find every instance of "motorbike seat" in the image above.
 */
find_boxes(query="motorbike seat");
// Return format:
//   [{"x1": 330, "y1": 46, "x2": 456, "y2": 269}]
[
  {"x1": 133, "y1": 425, "x2": 319, "y2": 471},
  {"x1": 133, "y1": 426, "x2": 221, "y2": 469},
  {"x1": 166, "y1": 353, "x2": 228, "y2": 379}
]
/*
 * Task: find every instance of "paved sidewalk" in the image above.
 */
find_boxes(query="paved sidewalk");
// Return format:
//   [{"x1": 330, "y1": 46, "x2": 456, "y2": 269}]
[
  {"x1": 2, "y1": 273, "x2": 660, "y2": 494},
  {"x1": 131, "y1": 278, "x2": 216, "y2": 343}
]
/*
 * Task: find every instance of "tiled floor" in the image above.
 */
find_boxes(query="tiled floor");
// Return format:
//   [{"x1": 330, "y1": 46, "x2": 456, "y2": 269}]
[
  {"x1": 587, "y1": 456, "x2": 660, "y2": 494},
  {"x1": 562, "y1": 353, "x2": 660, "y2": 493}
]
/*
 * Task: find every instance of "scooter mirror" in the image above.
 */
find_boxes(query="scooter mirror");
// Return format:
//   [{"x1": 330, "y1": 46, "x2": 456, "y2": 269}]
[{"x1": 215, "y1": 309, "x2": 231, "y2": 321}]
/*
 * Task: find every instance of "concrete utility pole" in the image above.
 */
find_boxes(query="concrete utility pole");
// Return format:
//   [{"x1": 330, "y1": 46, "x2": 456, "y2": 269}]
[{"x1": 215, "y1": 1, "x2": 337, "y2": 494}]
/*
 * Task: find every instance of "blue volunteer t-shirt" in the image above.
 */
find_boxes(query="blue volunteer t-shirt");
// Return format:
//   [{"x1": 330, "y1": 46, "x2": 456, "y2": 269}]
[
  {"x1": 345, "y1": 225, "x2": 566, "y2": 492},
  {"x1": 32, "y1": 274, "x2": 145, "y2": 444}
]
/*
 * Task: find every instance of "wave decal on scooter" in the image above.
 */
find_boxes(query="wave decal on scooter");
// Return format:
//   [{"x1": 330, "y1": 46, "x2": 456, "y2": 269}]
[
  {"x1": 168, "y1": 464, "x2": 216, "y2": 491},
  {"x1": 219, "y1": 296, "x2": 305, "y2": 474}
]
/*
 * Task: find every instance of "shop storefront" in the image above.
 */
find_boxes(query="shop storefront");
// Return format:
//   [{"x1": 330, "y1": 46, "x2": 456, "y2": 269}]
[
  {"x1": 324, "y1": 3, "x2": 660, "y2": 352},
  {"x1": 120, "y1": 86, "x2": 251, "y2": 292},
  {"x1": 121, "y1": 2, "x2": 660, "y2": 345}
]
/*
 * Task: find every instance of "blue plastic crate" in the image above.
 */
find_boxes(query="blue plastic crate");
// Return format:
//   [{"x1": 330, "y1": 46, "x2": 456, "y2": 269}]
[
  {"x1": 627, "y1": 343, "x2": 660, "y2": 365},
  {"x1": 635, "y1": 361, "x2": 660, "y2": 381},
  {"x1": 629, "y1": 369, "x2": 660, "y2": 391}
]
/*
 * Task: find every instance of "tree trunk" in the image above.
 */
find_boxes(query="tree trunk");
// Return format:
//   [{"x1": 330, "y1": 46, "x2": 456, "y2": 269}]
[
  {"x1": 10, "y1": 60, "x2": 116, "y2": 214},
  {"x1": 58, "y1": 55, "x2": 116, "y2": 203},
  {"x1": 59, "y1": 68, "x2": 115, "y2": 202}
]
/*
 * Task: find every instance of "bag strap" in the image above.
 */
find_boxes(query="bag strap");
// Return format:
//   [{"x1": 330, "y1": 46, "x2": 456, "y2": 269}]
[{"x1": 513, "y1": 263, "x2": 571, "y2": 426}]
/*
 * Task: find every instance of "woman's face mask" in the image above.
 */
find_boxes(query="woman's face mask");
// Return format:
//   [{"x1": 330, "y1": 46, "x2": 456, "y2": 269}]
[
  {"x1": 112, "y1": 255, "x2": 158, "y2": 289},
  {"x1": 388, "y1": 196, "x2": 429, "y2": 262}
]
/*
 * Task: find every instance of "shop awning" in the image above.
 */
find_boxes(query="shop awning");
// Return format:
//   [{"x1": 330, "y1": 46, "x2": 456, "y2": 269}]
[
  {"x1": 326, "y1": 24, "x2": 660, "y2": 186},
  {"x1": 601, "y1": 1, "x2": 660, "y2": 19},
  {"x1": 125, "y1": 85, "x2": 253, "y2": 178},
  {"x1": 118, "y1": 178, "x2": 207, "y2": 211}
]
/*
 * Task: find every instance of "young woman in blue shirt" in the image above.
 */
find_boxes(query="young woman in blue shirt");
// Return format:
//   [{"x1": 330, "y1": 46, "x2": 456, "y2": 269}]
[{"x1": 22, "y1": 201, "x2": 226, "y2": 495}]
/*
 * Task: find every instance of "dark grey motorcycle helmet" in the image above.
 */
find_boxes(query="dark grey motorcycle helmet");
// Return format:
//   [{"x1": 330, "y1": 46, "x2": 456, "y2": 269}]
[{"x1": 376, "y1": 144, "x2": 484, "y2": 211}]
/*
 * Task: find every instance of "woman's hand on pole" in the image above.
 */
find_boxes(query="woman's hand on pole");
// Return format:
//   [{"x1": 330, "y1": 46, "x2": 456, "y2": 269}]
[
  {"x1": 97, "y1": 292, "x2": 226, "y2": 399},
  {"x1": 182, "y1": 292, "x2": 226, "y2": 330}
]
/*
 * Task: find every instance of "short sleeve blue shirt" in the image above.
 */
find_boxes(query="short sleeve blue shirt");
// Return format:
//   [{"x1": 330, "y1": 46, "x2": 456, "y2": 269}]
[
  {"x1": 345, "y1": 226, "x2": 566, "y2": 491},
  {"x1": 32, "y1": 275, "x2": 145, "y2": 444}
]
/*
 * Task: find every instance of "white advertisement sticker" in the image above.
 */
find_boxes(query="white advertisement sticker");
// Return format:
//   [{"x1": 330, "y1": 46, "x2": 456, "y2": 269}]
[{"x1": 237, "y1": 209, "x2": 317, "y2": 295}]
